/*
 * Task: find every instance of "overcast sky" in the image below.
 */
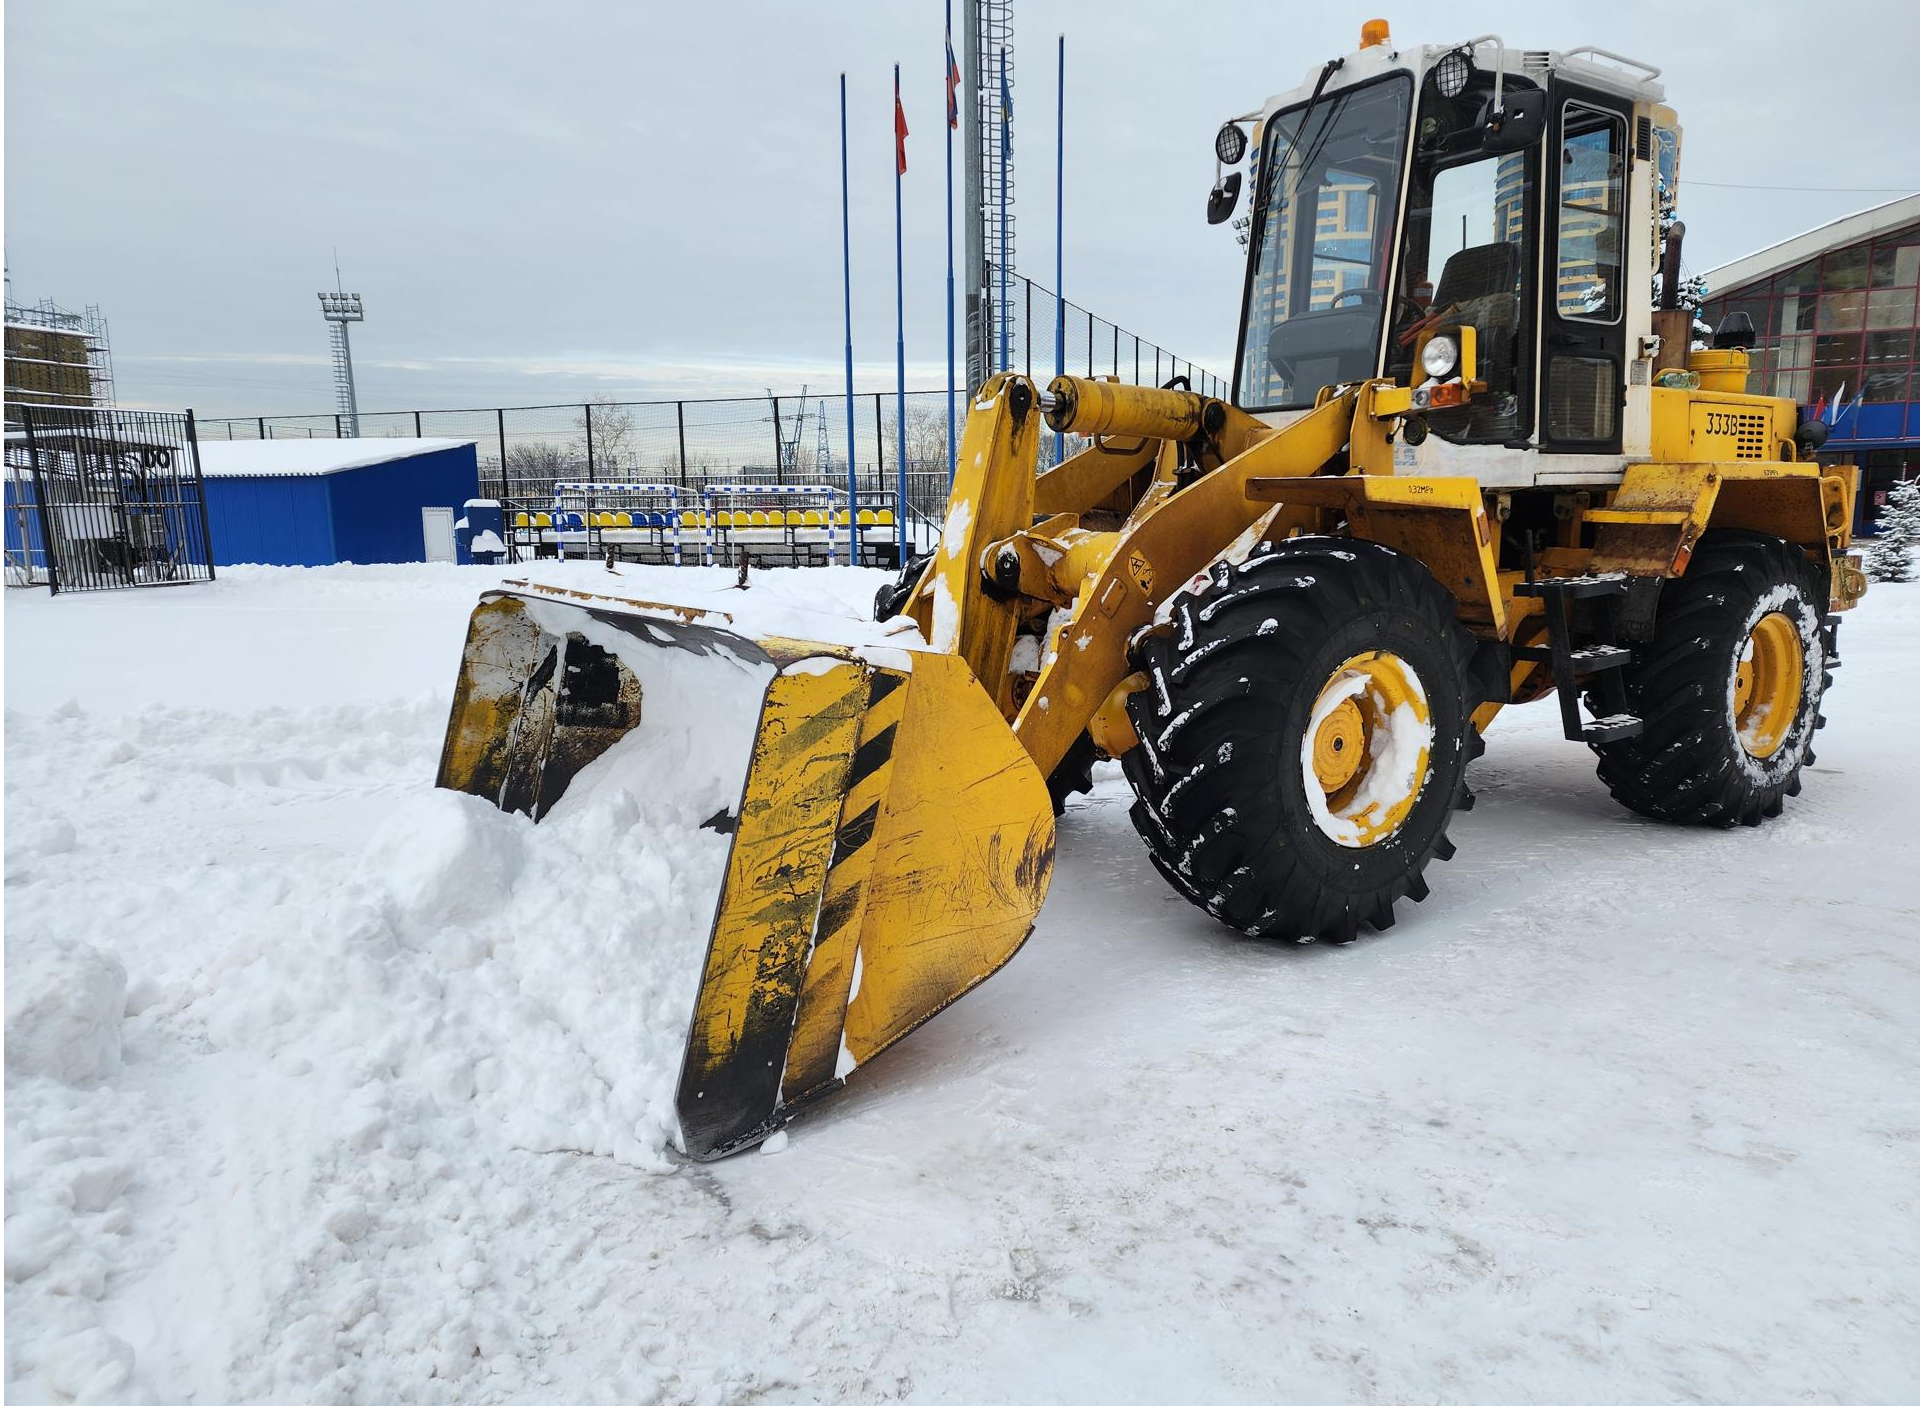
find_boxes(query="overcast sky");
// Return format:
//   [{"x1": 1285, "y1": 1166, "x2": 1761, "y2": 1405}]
[{"x1": 6, "y1": 0, "x2": 1917, "y2": 417}]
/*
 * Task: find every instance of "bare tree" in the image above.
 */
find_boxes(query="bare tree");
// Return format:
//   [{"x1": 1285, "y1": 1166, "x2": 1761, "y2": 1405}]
[{"x1": 580, "y1": 397, "x2": 639, "y2": 474}]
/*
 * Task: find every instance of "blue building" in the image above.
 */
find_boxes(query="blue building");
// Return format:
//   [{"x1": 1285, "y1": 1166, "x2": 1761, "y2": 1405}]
[
  {"x1": 1703, "y1": 194, "x2": 1919, "y2": 532},
  {"x1": 195, "y1": 438, "x2": 479, "y2": 566}
]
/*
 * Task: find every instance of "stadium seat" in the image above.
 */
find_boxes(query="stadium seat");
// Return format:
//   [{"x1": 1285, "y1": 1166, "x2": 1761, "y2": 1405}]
[
  {"x1": 876, "y1": 509, "x2": 895, "y2": 526},
  {"x1": 803, "y1": 509, "x2": 824, "y2": 528},
  {"x1": 514, "y1": 511, "x2": 530, "y2": 528},
  {"x1": 534, "y1": 512, "x2": 552, "y2": 528},
  {"x1": 856, "y1": 509, "x2": 877, "y2": 527},
  {"x1": 783, "y1": 510, "x2": 804, "y2": 526},
  {"x1": 832, "y1": 509, "x2": 852, "y2": 527},
  {"x1": 590, "y1": 511, "x2": 613, "y2": 528},
  {"x1": 715, "y1": 510, "x2": 734, "y2": 528},
  {"x1": 749, "y1": 510, "x2": 770, "y2": 528},
  {"x1": 681, "y1": 510, "x2": 701, "y2": 528}
]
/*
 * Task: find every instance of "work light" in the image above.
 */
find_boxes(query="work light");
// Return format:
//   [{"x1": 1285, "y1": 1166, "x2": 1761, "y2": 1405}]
[
  {"x1": 1435, "y1": 48, "x2": 1473, "y2": 98},
  {"x1": 1215, "y1": 122, "x2": 1248, "y2": 164}
]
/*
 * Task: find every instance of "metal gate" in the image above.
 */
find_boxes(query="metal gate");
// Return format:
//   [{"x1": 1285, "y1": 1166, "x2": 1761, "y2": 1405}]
[{"x1": 5, "y1": 406, "x2": 216, "y2": 593}]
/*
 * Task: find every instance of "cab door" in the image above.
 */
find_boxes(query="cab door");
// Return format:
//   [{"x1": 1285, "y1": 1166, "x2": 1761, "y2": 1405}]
[{"x1": 1540, "y1": 88, "x2": 1632, "y2": 454}]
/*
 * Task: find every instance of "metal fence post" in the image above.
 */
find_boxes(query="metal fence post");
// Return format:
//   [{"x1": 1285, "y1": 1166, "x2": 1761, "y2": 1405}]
[
  {"x1": 770, "y1": 396, "x2": 784, "y2": 482},
  {"x1": 20, "y1": 407, "x2": 60, "y2": 594},
  {"x1": 584, "y1": 402, "x2": 595, "y2": 476},
  {"x1": 414, "y1": 410, "x2": 423, "y2": 437},
  {"x1": 496, "y1": 409, "x2": 508, "y2": 491},
  {"x1": 256, "y1": 416, "x2": 266, "y2": 439},
  {"x1": 185, "y1": 409, "x2": 216, "y2": 581},
  {"x1": 334, "y1": 413, "x2": 343, "y2": 438},
  {"x1": 873, "y1": 393, "x2": 885, "y2": 504},
  {"x1": 1024, "y1": 279, "x2": 1033, "y2": 379},
  {"x1": 676, "y1": 400, "x2": 689, "y2": 488},
  {"x1": 1087, "y1": 309, "x2": 1094, "y2": 376}
]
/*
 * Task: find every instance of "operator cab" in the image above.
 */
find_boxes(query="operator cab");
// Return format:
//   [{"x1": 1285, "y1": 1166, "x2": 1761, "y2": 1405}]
[{"x1": 1214, "y1": 25, "x2": 1675, "y2": 482}]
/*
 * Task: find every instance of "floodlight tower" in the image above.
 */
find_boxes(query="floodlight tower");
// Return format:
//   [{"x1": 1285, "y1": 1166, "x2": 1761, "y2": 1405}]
[{"x1": 318, "y1": 268, "x2": 364, "y2": 436}]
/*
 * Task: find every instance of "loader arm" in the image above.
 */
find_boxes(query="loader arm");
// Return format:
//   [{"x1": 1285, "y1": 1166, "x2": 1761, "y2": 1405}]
[{"x1": 923, "y1": 375, "x2": 1357, "y2": 778}]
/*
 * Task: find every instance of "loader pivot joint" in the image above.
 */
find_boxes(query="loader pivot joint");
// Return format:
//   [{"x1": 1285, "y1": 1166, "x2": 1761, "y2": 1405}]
[{"x1": 1008, "y1": 379, "x2": 1034, "y2": 424}]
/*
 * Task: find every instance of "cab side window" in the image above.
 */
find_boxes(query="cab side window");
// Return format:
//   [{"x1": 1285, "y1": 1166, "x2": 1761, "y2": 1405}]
[{"x1": 1556, "y1": 105, "x2": 1627, "y2": 322}]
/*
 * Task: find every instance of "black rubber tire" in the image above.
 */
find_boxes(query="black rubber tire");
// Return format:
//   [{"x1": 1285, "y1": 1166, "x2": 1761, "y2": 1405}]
[
  {"x1": 1045, "y1": 730, "x2": 1098, "y2": 817},
  {"x1": 1588, "y1": 533, "x2": 1829, "y2": 827},
  {"x1": 1121, "y1": 537, "x2": 1481, "y2": 942},
  {"x1": 872, "y1": 551, "x2": 934, "y2": 622}
]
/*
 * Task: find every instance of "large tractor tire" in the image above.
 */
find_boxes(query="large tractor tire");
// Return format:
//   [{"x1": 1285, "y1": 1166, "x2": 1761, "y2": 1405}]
[
  {"x1": 1588, "y1": 533, "x2": 1829, "y2": 827},
  {"x1": 1122, "y1": 537, "x2": 1481, "y2": 943}
]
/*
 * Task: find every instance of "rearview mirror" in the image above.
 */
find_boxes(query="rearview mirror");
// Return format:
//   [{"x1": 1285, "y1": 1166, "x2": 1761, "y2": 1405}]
[
  {"x1": 1207, "y1": 171, "x2": 1243, "y2": 225},
  {"x1": 1480, "y1": 89, "x2": 1546, "y2": 154}
]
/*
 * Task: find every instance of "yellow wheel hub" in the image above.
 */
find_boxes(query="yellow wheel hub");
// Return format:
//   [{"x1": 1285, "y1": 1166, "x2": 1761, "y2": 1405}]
[
  {"x1": 1311, "y1": 698, "x2": 1366, "y2": 792},
  {"x1": 1733, "y1": 611, "x2": 1804, "y2": 760},
  {"x1": 1302, "y1": 651, "x2": 1434, "y2": 849}
]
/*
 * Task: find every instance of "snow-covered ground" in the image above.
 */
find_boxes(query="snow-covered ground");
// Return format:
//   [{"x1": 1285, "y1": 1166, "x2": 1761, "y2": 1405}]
[{"x1": 5, "y1": 561, "x2": 1918, "y2": 1405}]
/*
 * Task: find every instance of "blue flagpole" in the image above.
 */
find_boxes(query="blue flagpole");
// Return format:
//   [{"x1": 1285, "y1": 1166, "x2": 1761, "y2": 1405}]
[
  {"x1": 997, "y1": 47, "x2": 1009, "y2": 375},
  {"x1": 1053, "y1": 33, "x2": 1065, "y2": 466},
  {"x1": 945, "y1": 2, "x2": 957, "y2": 485},
  {"x1": 894, "y1": 62, "x2": 908, "y2": 565},
  {"x1": 840, "y1": 73, "x2": 858, "y2": 567}
]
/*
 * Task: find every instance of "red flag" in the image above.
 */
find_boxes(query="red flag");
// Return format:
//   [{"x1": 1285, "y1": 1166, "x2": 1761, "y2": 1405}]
[{"x1": 895, "y1": 88, "x2": 910, "y2": 175}]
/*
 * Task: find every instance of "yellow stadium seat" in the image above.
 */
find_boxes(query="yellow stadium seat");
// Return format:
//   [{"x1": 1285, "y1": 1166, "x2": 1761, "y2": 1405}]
[
  {"x1": 785, "y1": 509, "x2": 806, "y2": 526},
  {"x1": 856, "y1": 509, "x2": 877, "y2": 526},
  {"x1": 614, "y1": 511, "x2": 633, "y2": 527},
  {"x1": 590, "y1": 511, "x2": 612, "y2": 528},
  {"x1": 534, "y1": 512, "x2": 552, "y2": 528},
  {"x1": 715, "y1": 510, "x2": 734, "y2": 528},
  {"x1": 876, "y1": 509, "x2": 895, "y2": 526},
  {"x1": 681, "y1": 510, "x2": 700, "y2": 528},
  {"x1": 514, "y1": 511, "x2": 530, "y2": 527},
  {"x1": 833, "y1": 509, "x2": 852, "y2": 527},
  {"x1": 803, "y1": 509, "x2": 824, "y2": 527},
  {"x1": 750, "y1": 510, "x2": 771, "y2": 528}
]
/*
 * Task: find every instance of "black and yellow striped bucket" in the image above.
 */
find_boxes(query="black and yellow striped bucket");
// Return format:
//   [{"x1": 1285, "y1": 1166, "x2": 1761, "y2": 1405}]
[{"x1": 435, "y1": 583, "x2": 1055, "y2": 1159}]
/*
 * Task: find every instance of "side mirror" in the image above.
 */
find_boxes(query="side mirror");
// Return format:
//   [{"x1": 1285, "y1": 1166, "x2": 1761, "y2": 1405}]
[
  {"x1": 1480, "y1": 89, "x2": 1547, "y2": 155},
  {"x1": 1207, "y1": 171, "x2": 1243, "y2": 225}
]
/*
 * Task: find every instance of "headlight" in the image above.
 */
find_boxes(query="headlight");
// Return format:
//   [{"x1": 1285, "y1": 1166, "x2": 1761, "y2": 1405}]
[{"x1": 1421, "y1": 334, "x2": 1460, "y2": 380}]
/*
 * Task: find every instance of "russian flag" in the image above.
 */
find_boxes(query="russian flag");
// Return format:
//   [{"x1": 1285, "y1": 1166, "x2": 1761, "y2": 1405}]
[{"x1": 946, "y1": 29, "x2": 960, "y2": 130}]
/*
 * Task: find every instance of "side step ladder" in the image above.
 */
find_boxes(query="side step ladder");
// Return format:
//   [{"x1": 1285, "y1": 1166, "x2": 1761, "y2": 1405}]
[{"x1": 1511, "y1": 573, "x2": 1645, "y2": 744}]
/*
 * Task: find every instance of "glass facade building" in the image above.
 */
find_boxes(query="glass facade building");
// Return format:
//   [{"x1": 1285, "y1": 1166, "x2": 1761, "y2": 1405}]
[{"x1": 1702, "y1": 195, "x2": 1920, "y2": 531}]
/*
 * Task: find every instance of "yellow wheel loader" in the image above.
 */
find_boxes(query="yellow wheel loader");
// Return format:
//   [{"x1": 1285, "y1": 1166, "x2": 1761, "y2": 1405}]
[{"x1": 437, "y1": 23, "x2": 1866, "y2": 1158}]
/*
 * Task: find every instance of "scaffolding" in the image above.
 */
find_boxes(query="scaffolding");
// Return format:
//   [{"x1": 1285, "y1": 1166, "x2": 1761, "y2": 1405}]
[{"x1": 4, "y1": 295, "x2": 116, "y2": 420}]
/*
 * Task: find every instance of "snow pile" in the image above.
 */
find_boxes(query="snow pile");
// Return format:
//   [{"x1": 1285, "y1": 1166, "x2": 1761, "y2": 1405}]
[
  {"x1": 3, "y1": 563, "x2": 875, "y2": 1402},
  {"x1": 6, "y1": 940, "x2": 128, "y2": 1086}
]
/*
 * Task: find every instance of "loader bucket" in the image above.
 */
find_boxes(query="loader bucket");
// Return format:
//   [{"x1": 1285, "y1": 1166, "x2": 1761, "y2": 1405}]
[{"x1": 436, "y1": 582, "x2": 1056, "y2": 1159}]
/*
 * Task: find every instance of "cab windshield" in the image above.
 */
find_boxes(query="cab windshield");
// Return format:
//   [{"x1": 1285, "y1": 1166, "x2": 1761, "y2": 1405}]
[{"x1": 1235, "y1": 75, "x2": 1412, "y2": 410}]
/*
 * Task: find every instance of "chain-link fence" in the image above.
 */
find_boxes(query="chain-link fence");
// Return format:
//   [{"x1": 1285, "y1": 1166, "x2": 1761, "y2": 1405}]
[
  {"x1": 197, "y1": 291, "x2": 1223, "y2": 551},
  {"x1": 979, "y1": 266, "x2": 1228, "y2": 399}
]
